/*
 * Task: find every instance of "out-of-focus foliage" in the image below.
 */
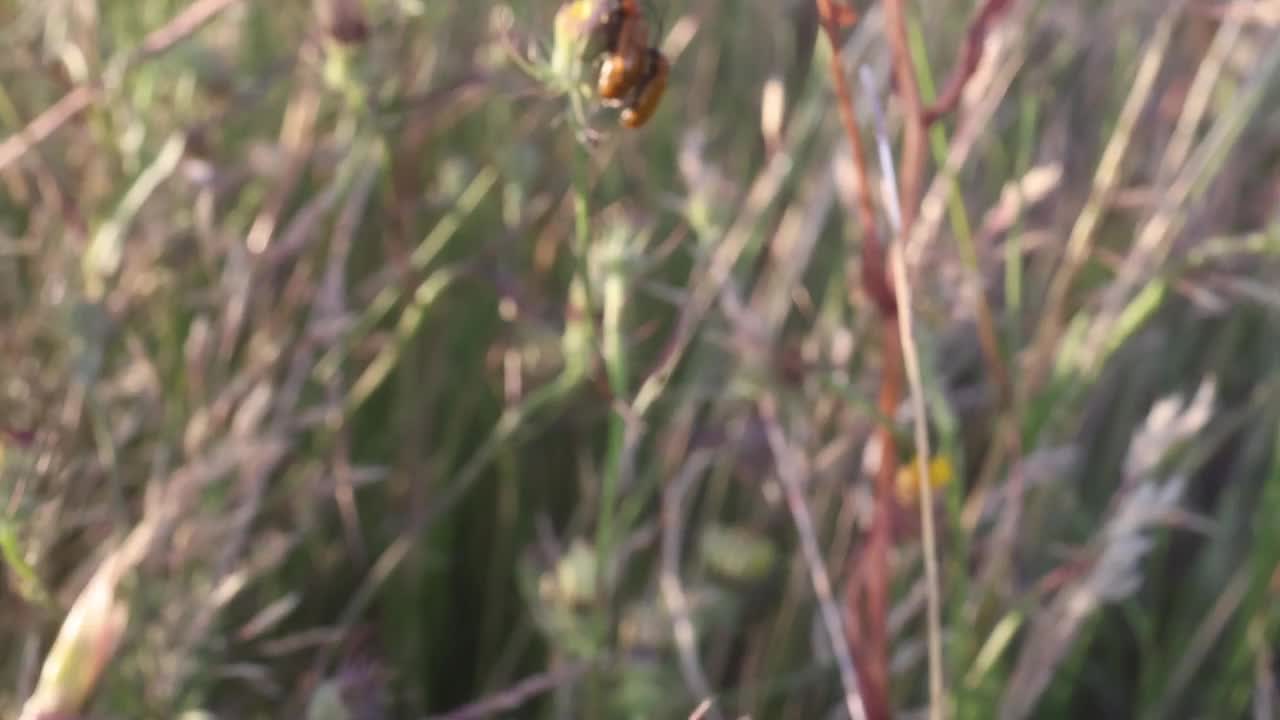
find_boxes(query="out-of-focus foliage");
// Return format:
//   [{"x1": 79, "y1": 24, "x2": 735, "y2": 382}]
[{"x1": 1, "y1": 0, "x2": 1278, "y2": 718}]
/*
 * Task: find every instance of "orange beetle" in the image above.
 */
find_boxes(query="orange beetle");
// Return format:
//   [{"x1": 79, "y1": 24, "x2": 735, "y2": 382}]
[
  {"x1": 599, "y1": 0, "x2": 640, "y2": 44},
  {"x1": 580, "y1": 0, "x2": 669, "y2": 129},
  {"x1": 620, "y1": 48, "x2": 668, "y2": 128},
  {"x1": 596, "y1": 1, "x2": 649, "y2": 101}
]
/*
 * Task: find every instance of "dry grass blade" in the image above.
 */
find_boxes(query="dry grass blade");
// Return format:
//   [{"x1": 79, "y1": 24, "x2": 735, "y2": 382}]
[
  {"x1": 688, "y1": 698, "x2": 715, "y2": 720},
  {"x1": 889, "y1": 230, "x2": 946, "y2": 720},
  {"x1": 1023, "y1": 0, "x2": 1189, "y2": 393},
  {"x1": 17, "y1": 549, "x2": 129, "y2": 720},
  {"x1": 0, "y1": 87, "x2": 97, "y2": 174}
]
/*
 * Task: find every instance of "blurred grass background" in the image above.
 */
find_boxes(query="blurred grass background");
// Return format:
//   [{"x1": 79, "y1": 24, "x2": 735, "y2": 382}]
[{"x1": 1, "y1": 0, "x2": 1279, "y2": 718}]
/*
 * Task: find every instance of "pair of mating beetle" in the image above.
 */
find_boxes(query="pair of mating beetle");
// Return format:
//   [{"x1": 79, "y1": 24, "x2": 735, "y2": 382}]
[{"x1": 576, "y1": 0, "x2": 670, "y2": 128}]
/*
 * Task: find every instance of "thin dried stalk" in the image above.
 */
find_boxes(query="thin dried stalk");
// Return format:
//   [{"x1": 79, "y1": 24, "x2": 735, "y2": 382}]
[
  {"x1": 879, "y1": 0, "x2": 946, "y2": 715},
  {"x1": 759, "y1": 396, "x2": 869, "y2": 720},
  {"x1": 660, "y1": 452, "x2": 720, "y2": 718}
]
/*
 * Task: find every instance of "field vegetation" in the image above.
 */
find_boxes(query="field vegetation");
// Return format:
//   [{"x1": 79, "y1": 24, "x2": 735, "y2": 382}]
[{"x1": 1, "y1": 0, "x2": 1279, "y2": 718}]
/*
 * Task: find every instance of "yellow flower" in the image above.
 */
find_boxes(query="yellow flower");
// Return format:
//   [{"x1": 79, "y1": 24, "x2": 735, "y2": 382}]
[{"x1": 895, "y1": 455, "x2": 954, "y2": 506}]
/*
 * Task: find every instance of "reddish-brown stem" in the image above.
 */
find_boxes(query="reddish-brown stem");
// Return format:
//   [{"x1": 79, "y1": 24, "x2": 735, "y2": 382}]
[
  {"x1": 814, "y1": 1, "x2": 899, "y2": 718},
  {"x1": 816, "y1": 1, "x2": 892, "y2": 316},
  {"x1": 921, "y1": 0, "x2": 1015, "y2": 127},
  {"x1": 844, "y1": 320, "x2": 903, "y2": 720}
]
